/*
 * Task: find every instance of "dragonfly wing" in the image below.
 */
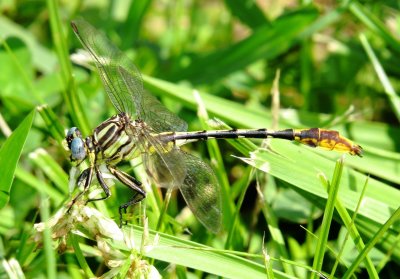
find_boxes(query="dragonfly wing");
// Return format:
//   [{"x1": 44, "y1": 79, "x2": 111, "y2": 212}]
[
  {"x1": 142, "y1": 145, "x2": 187, "y2": 189},
  {"x1": 71, "y1": 19, "x2": 140, "y2": 116},
  {"x1": 139, "y1": 131, "x2": 221, "y2": 233},
  {"x1": 178, "y1": 151, "x2": 222, "y2": 233},
  {"x1": 118, "y1": 66, "x2": 187, "y2": 132},
  {"x1": 72, "y1": 19, "x2": 187, "y2": 133}
]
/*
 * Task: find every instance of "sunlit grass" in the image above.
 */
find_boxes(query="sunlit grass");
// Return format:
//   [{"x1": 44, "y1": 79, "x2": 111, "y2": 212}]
[{"x1": 1, "y1": 1, "x2": 400, "y2": 278}]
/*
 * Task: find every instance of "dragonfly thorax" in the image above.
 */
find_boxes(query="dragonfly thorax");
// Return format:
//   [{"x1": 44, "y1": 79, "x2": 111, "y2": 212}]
[
  {"x1": 65, "y1": 113, "x2": 143, "y2": 167},
  {"x1": 91, "y1": 113, "x2": 140, "y2": 165}
]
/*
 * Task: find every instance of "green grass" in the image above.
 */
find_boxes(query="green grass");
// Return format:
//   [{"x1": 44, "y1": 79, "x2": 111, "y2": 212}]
[{"x1": 1, "y1": 1, "x2": 400, "y2": 278}]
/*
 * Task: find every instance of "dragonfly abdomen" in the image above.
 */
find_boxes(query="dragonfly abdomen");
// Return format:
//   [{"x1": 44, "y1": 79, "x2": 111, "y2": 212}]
[{"x1": 171, "y1": 128, "x2": 362, "y2": 156}]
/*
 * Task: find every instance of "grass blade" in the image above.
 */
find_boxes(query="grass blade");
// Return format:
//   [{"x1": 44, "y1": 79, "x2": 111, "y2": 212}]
[
  {"x1": 310, "y1": 158, "x2": 343, "y2": 278},
  {"x1": 0, "y1": 109, "x2": 35, "y2": 209},
  {"x1": 224, "y1": 0, "x2": 268, "y2": 28},
  {"x1": 172, "y1": 7, "x2": 318, "y2": 83},
  {"x1": 342, "y1": 206, "x2": 400, "y2": 279},
  {"x1": 359, "y1": 33, "x2": 400, "y2": 122}
]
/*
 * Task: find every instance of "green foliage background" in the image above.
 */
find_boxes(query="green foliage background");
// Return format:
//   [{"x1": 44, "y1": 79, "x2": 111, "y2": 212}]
[{"x1": 0, "y1": 0, "x2": 399, "y2": 278}]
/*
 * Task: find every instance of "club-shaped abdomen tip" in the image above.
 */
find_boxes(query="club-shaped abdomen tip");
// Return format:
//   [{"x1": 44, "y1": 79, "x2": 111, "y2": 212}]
[{"x1": 351, "y1": 144, "x2": 363, "y2": 157}]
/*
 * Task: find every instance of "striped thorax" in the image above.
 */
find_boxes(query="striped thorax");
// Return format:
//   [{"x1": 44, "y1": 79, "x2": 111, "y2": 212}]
[
  {"x1": 66, "y1": 113, "x2": 142, "y2": 167},
  {"x1": 92, "y1": 113, "x2": 139, "y2": 165}
]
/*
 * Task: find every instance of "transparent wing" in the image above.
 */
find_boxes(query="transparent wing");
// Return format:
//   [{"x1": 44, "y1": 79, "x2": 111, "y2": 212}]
[
  {"x1": 134, "y1": 123, "x2": 221, "y2": 232},
  {"x1": 71, "y1": 19, "x2": 140, "y2": 116},
  {"x1": 118, "y1": 66, "x2": 187, "y2": 132},
  {"x1": 72, "y1": 19, "x2": 188, "y2": 133},
  {"x1": 178, "y1": 151, "x2": 222, "y2": 233},
  {"x1": 138, "y1": 129, "x2": 186, "y2": 189},
  {"x1": 137, "y1": 129, "x2": 221, "y2": 233}
]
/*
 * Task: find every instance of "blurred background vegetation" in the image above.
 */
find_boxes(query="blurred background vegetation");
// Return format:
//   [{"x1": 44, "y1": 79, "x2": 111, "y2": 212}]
[{"x1": 1, "y1": 0, "x2": 400, "y2": 278}]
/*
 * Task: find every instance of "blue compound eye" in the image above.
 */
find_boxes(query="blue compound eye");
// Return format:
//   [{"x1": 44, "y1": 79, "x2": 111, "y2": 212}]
[
  {"x1": 67, "y1": 127, "x2": 77, "y2": 137},
  {"x1": 67, "y1": 127, "x2": 81, "y2": 138},
  {"x1": 70, "y1": 137, "x2": 86, "y2": 160}
]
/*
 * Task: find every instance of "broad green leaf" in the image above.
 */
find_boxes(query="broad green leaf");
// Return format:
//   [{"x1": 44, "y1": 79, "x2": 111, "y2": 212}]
[
  {"x1": 0, "y1": 109, "x2": 35, "y2": 208},
  {"x1": 240, "y1": 142, "x2": 399, "y2": 226},
  {"x1": 143, "y1": 75, "x2": 399, "y2": 185},
  {"x1": 224, "y1": 0, "x2": 268, "y2": 29},
  {"x1": 239, "y1": 141, "x2": 400, "y2": 258},
  {"x1": 172, "y1": 7, "x2": 318, "y2": 83},
  {"x1": 126, "y1": 226, "x2": 271, "y2": 279},
  {"x1": 0, "y1": 16, "x2": 57, "y2": 74}
]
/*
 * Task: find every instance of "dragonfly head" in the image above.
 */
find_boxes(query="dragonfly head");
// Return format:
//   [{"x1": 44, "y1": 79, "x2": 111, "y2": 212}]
[{"x1": 65, "y1": 127, "x2": 87, "y2": 163}]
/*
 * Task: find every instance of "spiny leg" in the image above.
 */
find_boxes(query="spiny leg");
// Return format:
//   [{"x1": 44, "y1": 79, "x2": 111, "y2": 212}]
[
  {"x1": 85, "y1": 166, "x2": 112, "y2": 203},
  {"x1": 67, "y1": 167, "x2": 93, "y2": 213},
  {"x1": 108, "y1": 166, "x2": 146, "y2": 227}
]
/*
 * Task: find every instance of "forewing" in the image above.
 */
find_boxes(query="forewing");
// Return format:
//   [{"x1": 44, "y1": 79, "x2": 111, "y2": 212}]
[
  {"x1": 72, "y1": 19, "x2": 187, "y2": 133},
  {"x1": 118, "y1": 66, "x2": 188, "y2": 132},
  {"x1": 71, "y1": 19, "x2": 142, "y2": 116}
]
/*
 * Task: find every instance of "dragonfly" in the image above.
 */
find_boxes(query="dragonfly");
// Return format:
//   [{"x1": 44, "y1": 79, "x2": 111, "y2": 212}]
[{"x1": 66, "y1": 19, "x2": 363, "y2": 233}]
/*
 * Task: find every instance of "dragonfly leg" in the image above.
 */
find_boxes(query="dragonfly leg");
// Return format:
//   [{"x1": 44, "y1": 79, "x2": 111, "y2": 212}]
[
  {"x1": 67, "y1": 167, "x2": 94, "y2": 213},
  {"x1": 85, "y1": 166, "x2": 112, "y2": 203},
  {"x1": 77, "y1": 168, "x2": 91, "y2": 185},
  {"x1": 108, "y1": 166, "x2": 146, "y2": 227}
]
